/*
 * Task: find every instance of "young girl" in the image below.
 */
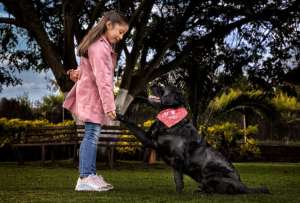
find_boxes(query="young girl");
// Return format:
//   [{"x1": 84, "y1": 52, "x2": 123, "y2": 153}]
[{"x1": 63, "y1": 11, "x2": 128, "y2": 192}]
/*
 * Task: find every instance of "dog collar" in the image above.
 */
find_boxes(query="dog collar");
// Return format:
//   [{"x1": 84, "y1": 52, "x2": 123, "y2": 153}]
[{"x1": 156, "y1": 107, "x2": 188, "y2": 128}]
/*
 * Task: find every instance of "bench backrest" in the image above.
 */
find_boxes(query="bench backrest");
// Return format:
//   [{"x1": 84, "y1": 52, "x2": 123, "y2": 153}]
[{"x1": 12, "y1": 125, "x2": 139, "y2": 144}]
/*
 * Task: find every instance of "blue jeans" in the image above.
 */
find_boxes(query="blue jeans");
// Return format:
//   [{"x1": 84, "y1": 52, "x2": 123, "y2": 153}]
[{"x1": 79, "y1": 122, "x2": 101, "y2": 177}]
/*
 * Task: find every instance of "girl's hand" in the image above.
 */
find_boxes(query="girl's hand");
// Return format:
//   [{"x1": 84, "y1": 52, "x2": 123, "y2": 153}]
[
  {"x1": 67, "y1": 69, "x2": 81, "y2": 82},
  {"x1": 106, "y1": 111, "x2": 117, "y2": 120}
]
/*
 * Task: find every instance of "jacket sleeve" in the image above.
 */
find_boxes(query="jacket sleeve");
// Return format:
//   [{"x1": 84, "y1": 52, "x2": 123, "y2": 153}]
[
  {"x1": 88, "y1": 44, "x2": 116, "y2": 114},
  {"x1": 76, "y1": 65, "x2": 81, "y2": 79}
]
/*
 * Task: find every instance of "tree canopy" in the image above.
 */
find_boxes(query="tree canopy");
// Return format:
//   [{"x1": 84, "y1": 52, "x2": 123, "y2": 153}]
[{"x1": 1, "y1": 0, "x2": 299, "y2": 116}]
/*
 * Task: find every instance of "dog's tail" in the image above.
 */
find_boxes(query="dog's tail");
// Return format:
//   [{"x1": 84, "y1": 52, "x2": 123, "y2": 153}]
[{"x1": 245, "y1": 186, "x2": 271, "y2": 194}]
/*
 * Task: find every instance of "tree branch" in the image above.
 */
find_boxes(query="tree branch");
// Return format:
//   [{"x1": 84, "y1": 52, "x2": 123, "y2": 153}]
[
  {"x1": 62, "y1": 0, "x2": 84, "y2": 68},
  {"x1": 1, "y1": 0, "x2": 73, "y2": 91},
  {"x1": 148, "y1": 1, "x2": 299, "y2": 82},
  {"x1": 127, "y1": 0, "x2": 154, "y2": 36},
  {"x1": 120, "y1": 0, "x2": 155, "y2": 89},
  {"x1": 149, "y1": 17, "x2": 252, "y2": 81},
  {"x1": 86, "y1": 0, "x2": 106, "y2": 32},
  {"x1": 145, "y1": 0, "x2": 198, "y2": 76},
  {"x1": 127, "y1": 0, "x2": 155, "y2": 68},
  {"x1": 0, "y1": 17, "x2": 20, "y2": 26}
]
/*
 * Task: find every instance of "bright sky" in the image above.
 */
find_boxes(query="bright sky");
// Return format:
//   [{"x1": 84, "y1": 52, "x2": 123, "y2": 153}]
[
  {"x1": 0, "y1": 4, "x2": 58, "y2": 103},
  {"x1": 1, "y1": 70, "x2": 57, "y2": 103}
]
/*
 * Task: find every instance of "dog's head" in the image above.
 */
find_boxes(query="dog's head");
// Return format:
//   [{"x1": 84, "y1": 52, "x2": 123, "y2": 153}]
[{"x1": 150, "y1": 85, "x2": 186, "y2": 109}]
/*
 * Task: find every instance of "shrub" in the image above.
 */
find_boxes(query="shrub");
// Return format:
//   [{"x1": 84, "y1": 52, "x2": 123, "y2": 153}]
[
  {"x1": 115, "y1": 120, "x2": 154, "y2": 155},
  {"x1": 0, "y1": 118, "x2": 75, "y2": 147},
  {"x1": 201, "y1": 122, "x2": 260, "y2": 161}
]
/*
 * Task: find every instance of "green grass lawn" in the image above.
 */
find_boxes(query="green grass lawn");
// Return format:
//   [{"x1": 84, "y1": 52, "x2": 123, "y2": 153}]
[{"x1": 0, "y1": 161, "x2": 299, "y2": 203}]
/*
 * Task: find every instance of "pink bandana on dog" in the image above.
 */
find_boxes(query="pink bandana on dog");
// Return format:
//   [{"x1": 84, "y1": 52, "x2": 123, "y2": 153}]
[{"x1": 156, "y1": 107, "x2": 188, "y2": 128}]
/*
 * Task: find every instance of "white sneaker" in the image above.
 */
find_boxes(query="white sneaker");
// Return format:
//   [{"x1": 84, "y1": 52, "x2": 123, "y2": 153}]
[
  {"x1": 75, "y1": 175, "x2": 112, "y2": 192},
  {"x1": 93, "y1": 174, "x2": 114, "y2": 190}
]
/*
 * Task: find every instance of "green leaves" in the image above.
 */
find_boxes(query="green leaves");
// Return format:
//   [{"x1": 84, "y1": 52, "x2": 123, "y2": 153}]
[
  {"x1": 208, "y1": 88, "x2": 279, "y2": 122},
  {"x1": 272, "y1": 91, "x2": 300, "y2": 111},
  {"x1": 201, "y1": 122, "x2": 260, "y2": 160}
]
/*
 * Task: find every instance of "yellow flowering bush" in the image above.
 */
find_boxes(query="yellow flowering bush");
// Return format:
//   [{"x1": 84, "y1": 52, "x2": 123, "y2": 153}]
[
  {"x1": 115, "y1": 133, "x2": 142, "y2": 155},
  {"x1": 0, "y1": 118, "x2": 75, "y2": 147},
  {"x1": 201, "y1": 122, "x2": 260, "y2": 160},
  {"x1": 115, "y1": 119, "x2": 155, "y2": 154},
  {"x1": 143, "y1": 119, "x2": 155, "y2": 128},
  {"x1": 272, "y1": 91, "x2": 300, "y2": 111}
]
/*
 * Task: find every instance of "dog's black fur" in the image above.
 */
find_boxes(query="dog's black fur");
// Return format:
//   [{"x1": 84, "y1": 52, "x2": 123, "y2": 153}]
[{"x1": 117, "y1": 85, "x2": 270, "y2": 194}]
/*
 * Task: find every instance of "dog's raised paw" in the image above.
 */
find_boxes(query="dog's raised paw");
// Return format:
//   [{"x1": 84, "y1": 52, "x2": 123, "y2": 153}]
[{"x1": 116, "y1": 113, "x2": 126, "y2": 121}]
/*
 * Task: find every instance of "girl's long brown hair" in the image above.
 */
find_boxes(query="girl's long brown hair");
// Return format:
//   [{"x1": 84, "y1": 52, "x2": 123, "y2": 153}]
[{"x1": 78, "y1": 10, "x2": 128, "y2": 57}]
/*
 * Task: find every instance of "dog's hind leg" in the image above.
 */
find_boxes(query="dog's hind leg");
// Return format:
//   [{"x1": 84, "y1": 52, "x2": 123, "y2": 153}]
[
  {"x1": 201, "y1": 177, "x2": 269, "y2": 194},
  {"x1": 173, "y1": 169, "x2": 184, "y2": 193},
  {"x1": 216, "y1": 177, "x2": 270, "y2": 194}
]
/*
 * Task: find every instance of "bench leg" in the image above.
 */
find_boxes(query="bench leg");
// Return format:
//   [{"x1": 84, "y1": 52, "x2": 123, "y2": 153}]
[
  {"x1": 68, "y1": 145, "x2": 72, "y2": 159},
  {"x1": 51, "y1": 146, "x2": 55, "y2": 163},
  {"x1": 73, "y1": 144, "x2": 78, "y2": 167},
  {"x1": 107, "y1": 147, "x2": 114, "y2": 169},
  {"x1": 143, "y1": 148, "x2": 150, "y2": 163},
  {"x1": 41, "y1": 145, "x2": 45, "y2": 165},
  {"x1": 13, "y1": 146, "x2": 24, "y2": 165}
]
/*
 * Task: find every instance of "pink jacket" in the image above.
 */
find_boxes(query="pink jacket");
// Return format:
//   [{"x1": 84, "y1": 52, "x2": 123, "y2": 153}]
[{"x1": 63, "y1": 36, "x2": 116, "y2": 125}]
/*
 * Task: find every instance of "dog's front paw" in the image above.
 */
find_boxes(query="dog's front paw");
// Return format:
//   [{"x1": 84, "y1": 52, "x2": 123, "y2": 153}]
[{"x1": 116, "y1": 113, "x2": 126, "y2": 122}]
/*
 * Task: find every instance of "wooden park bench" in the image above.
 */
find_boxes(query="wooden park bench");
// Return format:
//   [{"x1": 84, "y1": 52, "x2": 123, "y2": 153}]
[{"x1": 11, "y1": 125, "x2": 142, "y2": 168}]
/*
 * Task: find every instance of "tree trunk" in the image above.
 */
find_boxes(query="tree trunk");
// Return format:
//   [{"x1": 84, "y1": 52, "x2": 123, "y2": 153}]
[
  {"x1": 115, "y1": 88, "x2": 135, "y2": 115},
  {"x1": 148, "y1": 149, "x2": 156, "y2": 164},
  {"x1": 242, "y1": 108, "x2": 247, "y2": 143}
]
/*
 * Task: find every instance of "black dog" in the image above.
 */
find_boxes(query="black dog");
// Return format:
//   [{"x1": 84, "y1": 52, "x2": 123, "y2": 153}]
[{"x1": 117, "y1": 85, "x2": 269, "y2": 194}]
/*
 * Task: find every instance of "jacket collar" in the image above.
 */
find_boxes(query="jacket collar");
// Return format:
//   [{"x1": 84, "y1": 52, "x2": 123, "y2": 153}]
[{"x1": 99, "y1": 36, "x2": 115, "y2": 54}]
